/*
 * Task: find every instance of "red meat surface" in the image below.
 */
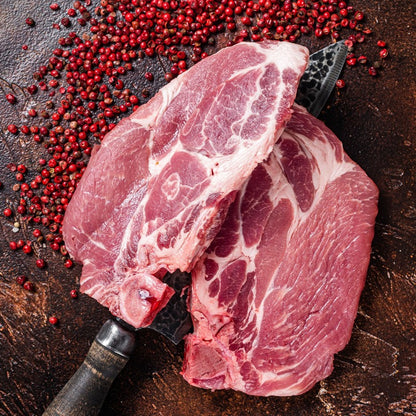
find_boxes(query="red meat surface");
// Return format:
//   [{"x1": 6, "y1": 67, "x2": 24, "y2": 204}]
[
  {"x1": 182, "y1": 104, "x2": 379, "y2": 396},
  {"x1": 62, "y1": 41, "x2": 309, "y2": 328}
]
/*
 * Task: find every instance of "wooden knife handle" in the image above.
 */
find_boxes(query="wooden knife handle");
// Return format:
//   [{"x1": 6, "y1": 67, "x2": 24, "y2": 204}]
[{"x1": 43, "y1": 319, "x2": 136, "y2": 416}]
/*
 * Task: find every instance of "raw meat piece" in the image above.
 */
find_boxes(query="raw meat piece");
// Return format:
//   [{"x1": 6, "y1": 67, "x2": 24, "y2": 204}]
[
  {"x1": 182, "y1": 104, "x2": 379, "y2": 396},
  {"x1": 62, "y1": 41, "x2": 309, "y2": 328}
]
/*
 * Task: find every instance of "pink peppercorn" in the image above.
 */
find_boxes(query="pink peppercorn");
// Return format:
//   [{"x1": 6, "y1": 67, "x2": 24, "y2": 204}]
[
  {"x1": 36, "y1": 258, "x2": 46, "y2": 268},
  {"x1": 49, "y1": 316, "x2": 59, "y2": 325}
]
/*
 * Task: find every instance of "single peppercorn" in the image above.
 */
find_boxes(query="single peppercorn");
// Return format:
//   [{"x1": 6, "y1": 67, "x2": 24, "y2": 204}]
[
  {"x1": 16, "y1": 275, "x2": 27, "y2": 285},
  {"x1": 64, "y1": 258, "x2": 73, "y2": 268},
  {"x1": 379, "y1": 48, "x2": 388, "y2": 59},
  {"x1": 4, "y1": 208, "x2": 12, "y2": 217},
  {"x1": 70, "y1": 289, "x2": 78, "y2": 299},
  {"x1": 22, "y1": 244, "x2": 32, "y2": 254},
  {"x1": 20, "y1": 125, "x2": 30, "y2": 134},
  {"x1": 25, "y1": 17, "x2": 35, "y2": 27},
  {"x1": 336, "y1": 79, "x2": 346, "y2": 88},
  {"x1": 49, "y1": 316, "x2": 59, "y2": 325},
  {"x1": 6, "y1": 94, "x2": 16, "y2": 104},
  {"x1": 23, "y1": 281, "x2": 34, "y2": 291},
  {"x1": 17, "y1": 164, "x2": 27, "y2": 173},
  {"x1": 33, "y1": 229, "x2": 42, "y2": 238},
  {"x1": 7, "y1": 124, "x2": 19, "y2": 134},
  {"x1": 368, "y1": 66, "x2": 378, "y2": 76},
  {"x1": 346, "y1": 57, "x2": 357, "y2": 66},
  {"x1": 50, "y1": 242, "x2": 60, "y2": 251},
  {"x1": 27, "y1": 85, "x2": 38, "y2": 95},
  {"x1": 357, "y1": 55, "x2": 368, "y2": 64},
  {"x1": 36, "y1": 258, "x2": 46, "y2": 268},
  {"x1": 61, "y1": 17, "x2": 71, "y2": 27}
]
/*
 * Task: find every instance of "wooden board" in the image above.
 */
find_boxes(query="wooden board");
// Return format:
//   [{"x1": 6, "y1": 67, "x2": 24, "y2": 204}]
[{"x1": 0, "y1": 1, "x2": 415, "y2": 415}]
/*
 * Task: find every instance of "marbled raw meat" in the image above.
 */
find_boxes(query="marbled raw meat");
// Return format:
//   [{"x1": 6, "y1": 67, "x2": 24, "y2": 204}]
[
  {"x1": 62, "y1": 41, "x2": 309, "y2": 328},
  {"x1": 182, "y1": 104, "x2": 379, "y2": 396}
]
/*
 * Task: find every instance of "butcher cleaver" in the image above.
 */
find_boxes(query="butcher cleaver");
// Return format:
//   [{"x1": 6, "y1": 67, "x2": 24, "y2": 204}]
[{"x1": 43, "y1": 40, "x2": 347, "y2": 416}]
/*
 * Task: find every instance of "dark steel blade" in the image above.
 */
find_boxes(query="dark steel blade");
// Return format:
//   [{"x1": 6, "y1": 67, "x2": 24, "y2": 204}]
[
  {"x1": 148, "y1": 270, "x2": 192, "y2": 344},
  {"x1": 296, "y1": 41, "x2": 348, "y2": 117}
]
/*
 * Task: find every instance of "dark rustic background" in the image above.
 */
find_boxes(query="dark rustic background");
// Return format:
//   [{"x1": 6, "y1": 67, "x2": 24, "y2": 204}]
[{"x1": 0, "y1": 1, "x2": 415, "y2": 415}]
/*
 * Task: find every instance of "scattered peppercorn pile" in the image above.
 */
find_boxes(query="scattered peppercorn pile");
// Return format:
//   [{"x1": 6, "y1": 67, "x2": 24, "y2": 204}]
[{"x1": 1, "y1": 0, "x2": 389, "y2": 323}]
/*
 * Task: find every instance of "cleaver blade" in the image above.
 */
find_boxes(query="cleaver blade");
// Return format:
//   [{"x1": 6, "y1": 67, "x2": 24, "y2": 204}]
[{"x1": 296, "y1": 40, "x2": 348, "y2": 117}]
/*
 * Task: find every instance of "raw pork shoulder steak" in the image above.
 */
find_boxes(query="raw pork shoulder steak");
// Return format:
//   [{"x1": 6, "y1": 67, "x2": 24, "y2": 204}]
[
  {"x1": 182, "y1": 104, "x2": 379, "y2": 396},
  {"x1": 62, "y1": 41, "x2": 309, "y2": 327}
]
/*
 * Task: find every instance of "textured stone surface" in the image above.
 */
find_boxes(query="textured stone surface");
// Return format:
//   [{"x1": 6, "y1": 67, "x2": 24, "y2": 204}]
[{"x1": 0, "y1": 1, "x2": 415, "y2": 415}]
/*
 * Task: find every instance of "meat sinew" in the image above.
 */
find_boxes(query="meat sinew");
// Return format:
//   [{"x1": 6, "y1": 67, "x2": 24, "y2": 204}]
[
  {"x1": 62, "y1": 41, "x2": 309, "y2": 328},
  {"x1": 182, "y1": 104, "x2": 379, "y2": 396}
]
